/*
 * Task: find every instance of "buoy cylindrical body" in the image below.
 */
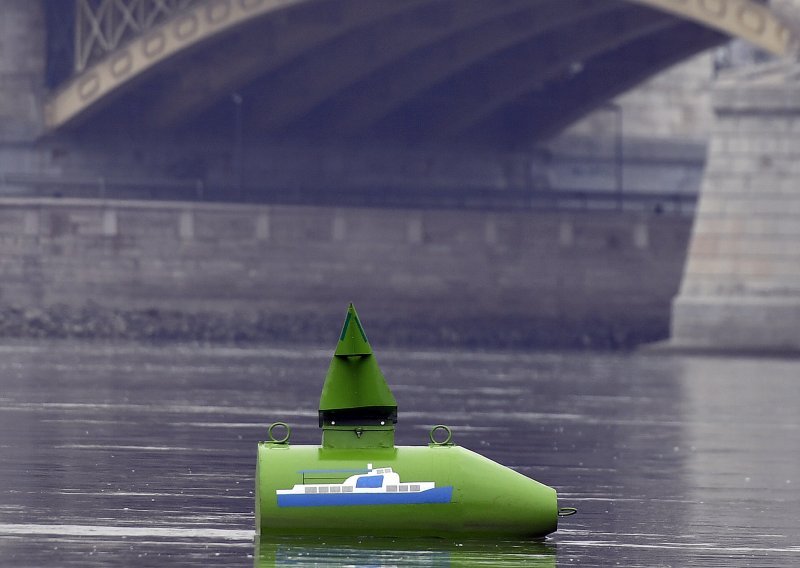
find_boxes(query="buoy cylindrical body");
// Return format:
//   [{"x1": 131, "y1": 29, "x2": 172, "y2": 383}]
[{"x1": 256, "y1": 443, "x2": 558, "y2": 538}]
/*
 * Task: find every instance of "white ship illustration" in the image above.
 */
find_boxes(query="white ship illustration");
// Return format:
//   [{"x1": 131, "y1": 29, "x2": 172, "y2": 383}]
[{"x1": 276, "y1": 463, "x2": 453, "y2": 507}]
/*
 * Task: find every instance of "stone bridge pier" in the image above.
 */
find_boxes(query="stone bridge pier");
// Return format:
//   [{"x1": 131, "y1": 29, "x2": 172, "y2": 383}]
[{"x1": 671, "y1": 60, "x2": 800, "y2": 353}]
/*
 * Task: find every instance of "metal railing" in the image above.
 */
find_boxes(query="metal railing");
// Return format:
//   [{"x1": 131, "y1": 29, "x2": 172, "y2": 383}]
[{"x1": 0, "y1": 172, "x2": 697, "y2": 215}]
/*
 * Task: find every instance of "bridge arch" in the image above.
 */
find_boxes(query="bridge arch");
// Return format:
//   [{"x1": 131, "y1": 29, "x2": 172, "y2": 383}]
[
  {"x1": 44, "y1": 0, "x2": 794, "y2": 145},
  {"x1": 45, "y1": 0, "x2": 429, "y2": 130},
  {"x1": 628, "y1": 0, "x2": 793, "y2": 55}
]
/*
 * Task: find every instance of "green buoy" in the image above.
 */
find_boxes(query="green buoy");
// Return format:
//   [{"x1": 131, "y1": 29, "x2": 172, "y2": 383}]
[{"x1": 255, "y1": 304, "x2": 570, "y2": 538}]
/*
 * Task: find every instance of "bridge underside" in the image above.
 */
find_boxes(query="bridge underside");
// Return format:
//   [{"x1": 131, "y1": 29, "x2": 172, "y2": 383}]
[{"x1": 45, "y1": 0, "x2": 738, "y2": 149}]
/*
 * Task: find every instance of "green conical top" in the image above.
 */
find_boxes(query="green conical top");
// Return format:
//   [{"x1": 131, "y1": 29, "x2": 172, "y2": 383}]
[
  {"x1": 319, "y1": 304, "x2": 397, "y2": 414},
  {"x1": 334, "y1": 303, "x2": 372, "y2": 357}
]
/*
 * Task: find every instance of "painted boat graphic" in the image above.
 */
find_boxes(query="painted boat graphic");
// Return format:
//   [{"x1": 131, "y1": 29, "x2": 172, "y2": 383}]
[{"x1": 276, "y1": 463, "x2": 453, "y2": 507}]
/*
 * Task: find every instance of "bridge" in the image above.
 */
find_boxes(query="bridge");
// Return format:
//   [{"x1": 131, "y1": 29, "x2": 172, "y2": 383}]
[
  {"x1": 44, "y1": 0, "x2": 790, "y2": 148},
  {"x1": 0, "y1": 0, "x2": 798, "y2": 352}
]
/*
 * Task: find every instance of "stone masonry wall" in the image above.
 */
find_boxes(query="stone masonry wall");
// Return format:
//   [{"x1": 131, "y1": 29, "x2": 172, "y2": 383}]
[
  {"x1": 671, "y1": 61, "x2": 800, "y2": 352},
  {"x1": 0, "y1": 1, "x2": 44, "y2": 142},
  {"x1": 0, "y1": 198, "x2": 691, "y2": 348}
]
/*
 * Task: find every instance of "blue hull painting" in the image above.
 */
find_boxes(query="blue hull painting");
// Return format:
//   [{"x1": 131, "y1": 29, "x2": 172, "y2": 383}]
[{"x1": 277, "y1": 486, "x2": 453, "y2": 508}]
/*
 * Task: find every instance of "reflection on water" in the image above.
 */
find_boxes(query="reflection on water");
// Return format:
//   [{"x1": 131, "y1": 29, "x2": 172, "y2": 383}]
[
  {"x1": 0, "y1": 341, "x2": 797, "y2": 566},
  {"x1": 255, "y1": 536, "x2": 555, "y2": 567}
]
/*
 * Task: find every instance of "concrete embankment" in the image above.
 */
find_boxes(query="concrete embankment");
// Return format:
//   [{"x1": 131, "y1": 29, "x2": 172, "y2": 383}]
[{"x1": 0, "y1": 198, "x2": 691, "y2": 349}]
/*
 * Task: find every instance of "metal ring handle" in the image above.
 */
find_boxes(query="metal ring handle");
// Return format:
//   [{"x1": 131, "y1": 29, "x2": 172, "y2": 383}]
[
  {"x1": 429, "y1": 424, "x2": 453, "y2": 445},
  {"x1": 268, "y1": 421, "x2": 291, "y2": 444}
]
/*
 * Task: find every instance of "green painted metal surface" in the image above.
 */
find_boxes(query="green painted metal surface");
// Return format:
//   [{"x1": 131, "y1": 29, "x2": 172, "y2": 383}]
[
  {"x1": 256, "y1": 444, "x2": 557, "y2": 538},
  {"x1": 319, "y1": 303, "x2": 397, "y2": 449},
  {"x1": 319, "y1": 304, "x2": 396, "y2": 415},
  {"x1": 255, "y1": 304, "x2": 563, "y2": 539},
  {"x1": 333, "y1": 303, "x2": 372, "y2": 356}
]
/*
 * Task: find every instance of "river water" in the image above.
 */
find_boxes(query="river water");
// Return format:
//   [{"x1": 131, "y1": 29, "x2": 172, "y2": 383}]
[{"x1": 0, "y1": 340, "x2": 797, "y2": 567}]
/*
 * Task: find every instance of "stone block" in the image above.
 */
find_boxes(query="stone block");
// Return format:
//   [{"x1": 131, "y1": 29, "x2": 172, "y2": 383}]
[
  {"x1": 337, "y1": 210, "x2": 407, "y2": 244},
  {"x1": 484, "y1": 217, "x2": 498, "y2": 245},
  {"x1": 255, "y1": 213, "x2": 271, "y2": 241},
  {"x1": 331, "y1": 214, "x2": 346, "y2": 242},
  {"x1": 672, "y1": 296, "x2": 800, "y2": 351},
  {"x1": 118, "y1": 209, "x2": 179, "y2": 238},
  {"x1": 633, "y1": 222, "x2": 649, "y2": 250},
  {"x1": 406, "y1": 215, "x2": 424, "y2": 245},
  {"x1": 270, "y1": 208, "x2": 334, "y2": 243},
  {"x1": 178, "y1": 211, "x2": 194, "y2": 240},
  {"x1": 558, "y1": 220, "x2": 573, "y2": 248},
  {"x1": 194, "y1": 210, "x2": 254, "y2": 241}
]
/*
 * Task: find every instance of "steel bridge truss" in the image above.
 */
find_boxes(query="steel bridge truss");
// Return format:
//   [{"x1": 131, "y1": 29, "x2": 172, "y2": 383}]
[{"x1": 75, "y1": 0, "x2": 199, "y2": 72}]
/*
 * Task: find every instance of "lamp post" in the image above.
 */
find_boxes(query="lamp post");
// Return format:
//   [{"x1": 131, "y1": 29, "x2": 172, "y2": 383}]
[
  {"x1": 232, "y1": 92, "x2": 244, "y2": 200},
  {"x1": 604, "y1": 102, "x2": 623, "y2": 210}
]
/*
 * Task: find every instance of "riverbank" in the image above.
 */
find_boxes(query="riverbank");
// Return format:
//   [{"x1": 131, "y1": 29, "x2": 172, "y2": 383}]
[{"x1": 0, "y1": 304, "x2": 668, "y2": 350}]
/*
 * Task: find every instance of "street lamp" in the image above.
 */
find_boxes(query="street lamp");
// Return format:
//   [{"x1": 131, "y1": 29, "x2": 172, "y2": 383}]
[
  {"x1": 603, "y1": 102, "x2": 623, "y2": 209},
  {"x1": 232, "y1": 92, "x2": 244, "y2": 199}
]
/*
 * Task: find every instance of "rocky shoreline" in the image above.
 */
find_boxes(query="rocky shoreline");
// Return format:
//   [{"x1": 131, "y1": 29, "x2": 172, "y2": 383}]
[{"x1": 0, "y1": 304, "x2": 668, "y2": 350}]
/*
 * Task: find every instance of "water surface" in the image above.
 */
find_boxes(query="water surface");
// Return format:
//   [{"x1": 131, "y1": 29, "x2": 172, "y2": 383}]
[{"x1": 0, "y1": 341, "x2": 797, "y2": 566}]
